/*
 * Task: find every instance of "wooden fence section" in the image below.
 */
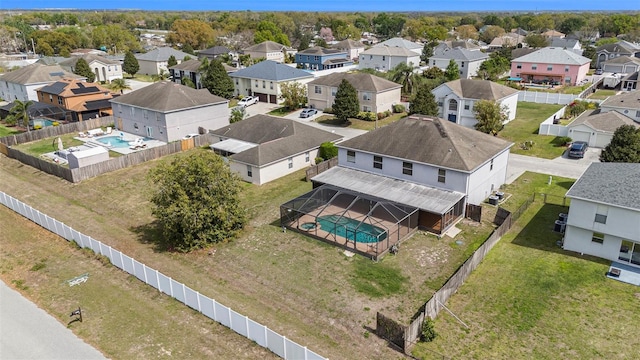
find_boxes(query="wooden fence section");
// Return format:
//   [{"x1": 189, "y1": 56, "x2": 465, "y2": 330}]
[{"x1": 305, "y1": 157, "x2": 338, "y2": 181}]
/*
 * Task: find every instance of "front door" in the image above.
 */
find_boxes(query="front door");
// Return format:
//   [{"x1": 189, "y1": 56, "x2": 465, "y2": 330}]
[
  {"x1": 448, "y1": 114, "x2": 457, "y2": 123},
  {"x1": 146, "y1": 126, "x2": 153, "y2": 138}
]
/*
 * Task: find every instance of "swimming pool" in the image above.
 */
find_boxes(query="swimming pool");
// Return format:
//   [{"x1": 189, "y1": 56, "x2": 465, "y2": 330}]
[
  {"x1": 31, "y1": 118, "x2": 58, "y2": 128},
  {"x1": 95, "y1": 136, "x2": 135, "y2": 148},
  {"x1": 317, "y1": 215, "x2": 387, "y2": 243}
]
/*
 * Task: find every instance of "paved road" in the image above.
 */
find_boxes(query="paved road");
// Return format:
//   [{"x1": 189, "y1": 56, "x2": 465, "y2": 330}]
[
  {"x1": 506, "y1": 147, "x2": 600, "y2": 184},
  {"x1": 0, "y1": 280, "x2": 106, "y2": 360}
]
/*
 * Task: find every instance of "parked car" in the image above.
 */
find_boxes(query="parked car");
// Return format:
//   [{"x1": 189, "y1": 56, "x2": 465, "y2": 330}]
[
  {"x1": 299, "y1": 108, "x2": 318, "y2": 118},
  {"x1": 182, "y1": 133, "x2": 199, "y2": 140},
  {"x1": 238, "y1": 96, "x2": 258, "y2": 107},
  {"x1": 594, "y1": 68, "x2": 603, "y2": 75},
  {"x1": 568, "y1": 141, "x2": 588, "y2": 159}
]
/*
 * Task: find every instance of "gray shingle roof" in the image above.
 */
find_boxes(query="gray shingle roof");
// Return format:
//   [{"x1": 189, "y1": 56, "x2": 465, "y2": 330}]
[
  {"x1": 549, "y1": 38, "x2": 580, "y2": 49},
  {"x1": 570, "y1": 109, "x2": 639, "y2": 132},
  {"x1": 169, "y1": 59, "x2": 202, "y2": 72},
  {"x1": 210, "y1": 115, "x2": 342, "y2": 166},
  {"x1": 600, "y1": 90, "x2": 640, "y2": 111},
  {"x1": 362, "y1": 46, "x2": 419, "y2": 57},
  {"x1": 512, "y1": 47, "x2": 591, "y2": 65},
  {"x1": 198, "y1": 46, "x2": 231, "y2": 56},
  {"x1": 597, "y1": 41, "x2": 640, "y2": 54},
  {"x1": 297, "y1": 46, "x2": 345, "y2": 56},
  {"x1": 308, "y1": 72, "x2": 401, "y2": 93},
  {"x1": 603, "y1": 56, "x2": 640, "y2": 65},
  {"x1": 242, "y1": 41, "x2": 294, "y2": 53},
  {"x1": 135, "y1": 47, "x2": 191, "y2": 62},
  {"x1": 109, "y1": 81, "x2": 227, "y2": 112},
  {"x1": 337, "y1": 115, "x2": 513, "y2": 172},
  {"x1": 430, "y1": 47, "x2": 489, "y2": 61},
  {"x1": 59, "y1": 54, "x2": 119, "y2": 67},
  {"x1": 0, "y1": 63, "x2": 83, "y2": 84},
  {"x1": 566, "y1": 163, "x2": 640, "y2": 210},
  {"x1": 374, "y1": 37, "x2": 422, "y2": 50},
  {"x1": 440, "y1": 79, "x2": 519, "y2": 101},
  {"x1": 230, "y1": 60, "x2": 313, "y2": 81},
  {"x1": 332, "y1": 39, "x2": 365, "y2": 50}
]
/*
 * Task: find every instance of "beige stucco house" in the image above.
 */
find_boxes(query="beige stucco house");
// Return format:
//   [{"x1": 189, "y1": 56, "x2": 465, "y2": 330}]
[
  {"x1": 135, "y1": 47, "x2": 191, "y2": 76},
  {"x1": 242, "y1": 41, "x2": 297, "y2": 63}
]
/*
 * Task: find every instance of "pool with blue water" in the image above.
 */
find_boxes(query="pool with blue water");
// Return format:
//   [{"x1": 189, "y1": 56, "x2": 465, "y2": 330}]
[{"x1": 317, "y1": 215, "x2": 387, "y2": 243}]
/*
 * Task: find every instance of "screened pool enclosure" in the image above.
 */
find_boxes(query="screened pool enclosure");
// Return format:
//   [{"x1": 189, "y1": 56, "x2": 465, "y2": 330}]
[{"x1": 280, "y1": 185, "x2": 419, "y2": 259}]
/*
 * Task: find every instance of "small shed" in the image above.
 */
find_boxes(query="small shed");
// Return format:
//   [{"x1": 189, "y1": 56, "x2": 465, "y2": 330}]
[{"x1": 67, "y1": 146, "x2": 109, "y2": 169}]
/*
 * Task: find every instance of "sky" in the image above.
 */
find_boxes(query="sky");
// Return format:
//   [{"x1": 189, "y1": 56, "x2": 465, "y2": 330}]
[{"x1": 2, "y1": 0, "x2": 637, "y2": 12}]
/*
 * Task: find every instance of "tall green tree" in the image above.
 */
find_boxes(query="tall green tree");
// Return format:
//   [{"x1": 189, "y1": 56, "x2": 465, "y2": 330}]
[
  {"x1": 478, "y1": 52, "x2": 511, "y2": 81},
  {"x1": 201, "y1": 59, "x2": 234, "y2": 99},
  {"x1": 409, "y1": 84, "x2": 438, "y2": 116},
  {"x1": 332, "y1": 79, "x2": 359, "y2": 123},
  {"x1": 525, "y1": 34, "x2": 549, "y2": 48},
  {"x1": 280, "y1": 81, "x2": 307, "y2": 110},
  {"x1": 123, "y1": 51, "x2": 139, "y2": 78},
  {"x1": 444, "y1": 59, "x2": 460, "y2": 81},
  {"x1": 167, "y1": 55, "x2": 177, "y2": 67},
  {"x1": 147, "y1": 149, "x2": 246, "y2": 252},
  {"x1": 74, "y1": 58, "x2": 96, "y2": 82},
  {"x1": 390, "y1": 62, "x2": 417, "y2": 96},
  {"x1": 10, "y1": 100, "x2": 33, "y2": 132},
  {"x1": 420, "y1": 41, "x2": 437, "y2": 64},
  {"x1": 473, "y1": 99, "x2": 508, "y2": 135},
  {"x1": 600, "y1": 125, "x2": 640, "y2": 163},
  {"x1": 109, "y1": 78, "x2": 131, "y2": 94}
]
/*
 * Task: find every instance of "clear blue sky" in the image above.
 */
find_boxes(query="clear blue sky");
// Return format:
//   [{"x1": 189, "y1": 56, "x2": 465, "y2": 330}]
[{"x1": 3, "y1": 1, "x2": 637, "y2": 11}]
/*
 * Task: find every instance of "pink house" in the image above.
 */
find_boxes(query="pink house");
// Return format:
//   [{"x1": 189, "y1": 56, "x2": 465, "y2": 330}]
[{"x1": 511, "y1": 47, "x2": 591, "y2": 86}]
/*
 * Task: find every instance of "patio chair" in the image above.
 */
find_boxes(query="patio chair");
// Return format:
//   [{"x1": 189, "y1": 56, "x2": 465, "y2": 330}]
[{"x1": 105, "y1": 127, "x2": 112, "y2": 134}]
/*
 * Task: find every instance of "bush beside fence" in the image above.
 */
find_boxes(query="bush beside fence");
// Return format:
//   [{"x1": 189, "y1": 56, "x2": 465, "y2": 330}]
[{"x1": 0, "y1": 191, "x2": 325, "y2": 360}]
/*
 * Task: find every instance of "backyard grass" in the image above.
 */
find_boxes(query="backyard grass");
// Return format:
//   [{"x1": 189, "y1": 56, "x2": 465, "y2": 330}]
[
  {"x1": 13, "y1": 134, "x2": 86, "y2": 157},
  {"x1": 0, "y1": 149, "x2": 498, "y2": 359},
  {"x1": 316, "y1": 112, "x2": 407, "y2": 131},
  {"x1": 0, "y1": 123, "x2": 21, "y2": 137},
  {"x1": 587, "y1": 89, "x2": 617, "y2": 100},
  {"x1": 499, "y1": 102, "x2": 567, "y2": 159},
  {"x1": 411, "y1": 193, "x2": 639, "y2": 359},
  {"x1": 267, "y1": 106, "x2": 294, "y2": 116}
]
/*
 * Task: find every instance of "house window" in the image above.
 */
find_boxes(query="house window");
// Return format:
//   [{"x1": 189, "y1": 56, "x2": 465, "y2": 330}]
[
  {"x1": 118, "y1": 104, "x2": 122, "y2": 113},
  {"x1": 595, "y1": 204, "x2": 608, "y2": 224},
  {"x1": 156, "y1": 113, "x2": 160, "y2": 121},
  {"x1": 636, "y1": 110, "x2": 640, "y2": 118},
  {"x1": 57, "y1": 97, "x2": 62, "y2": 105},
  {"x1": 363, "y1": 92, "x2": 371, "y2": 101},
  {"x1": 464, "y1": 104, "x2": 470, "y2": 110},
  {"x1": 363, "y1": 105, "x2": 371, "y2": 112},
  {"x1": 432, "y1": 60, "x2": 436, "y2": 66},
  {"x1": 49, "y1": 94, "x2": 53, "y2": 102},
  {"x1": 288, "y1": 157, "x2": 293, "y2": 169},
  {"x1": 516, "y1": 63, "x2": 522, "y2": 69},
  {"x1": 592, "y1": 232, "x2": 604, "y2": 244},
  {"x1": 565, "y1": 76, "x2": 571, "y2": 84},
  {"x1": 315, "y1": 86, "x2": 322, "y2": 94},
  {"x1": 490, "y1": 159, "x2": 494, "y2": 171},
  {"x1": 331, "y1": 87, "x2": 337, "y2": 96},
  {"x1": 131, "y1": 107, "x2": 135, "y2": 116},
  {"x1": 314, "y1": 56, "x2": 319, "y2": 61},
  {"x1": 373, "y1": 155, "x2": 382, "y2": 169},
  {"x1": 448, "y1": 99, "x2": 458, "y2": 111},
  {"x1": 437, "y1": 101, "x2": 443, "y2": 107},
  {"x1": 438, "y1": 169, "x2": 446, "y2": 183},
  {"x1": 255, "y1": 80, "x2": 258, "y2": 87},
  {"x1": 382, "y1": 56, "x2": 386, "y2": 61},
  {"x1": 547, "y1": 65, "x2": 553, "y2": 71},
  {"x1": 402, "y1": 161, "x2": 413, "y2": 176},
  {"x1": 532, "y1": 64, "x2": 538, "y2": 70},
  {"x1": 347, "y1": 150, "x2": 355, "y2": 163},
  {"x1": 246, "y1": 165, "x2": 252, "y2": 177},
  {"x1": 270, "y1": 82, "x2": 273, "y2": 90},
  {"x1": 305, "y1": 151, "x2": 310, "y2": 162},
  {"x1": 235, "y1": 79, "x2": 238, "y2": 85},
  {"x1": 594, "y1": 214, "x2": 607, "y2": 224},
  {"x1": 262, "y1": 80, "x2": 265, "y2": 88},
  {"x1": 461, "y1": 61, "x2": 465, "y2": 68},
  {"x1": 143, "y1": 109, "x2": 148, "y2": 119},
  {"x1": 565, "y1": 66, "x2": 570, "y2": 72},
  {"x1": 370, "y1": 55, "x2": 373, "y2": 60}
]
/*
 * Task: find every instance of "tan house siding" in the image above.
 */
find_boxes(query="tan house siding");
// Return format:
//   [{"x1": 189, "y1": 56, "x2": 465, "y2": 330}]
[{"x1": 307, "y1": 84, "x2": 401, "y2": 113}]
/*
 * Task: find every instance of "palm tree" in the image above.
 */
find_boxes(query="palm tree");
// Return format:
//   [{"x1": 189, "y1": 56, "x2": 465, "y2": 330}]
[
  {"x1": 10, "y1": 100, "x2": 33, "y2": 132},
  {"x1": 390, "y1": 62, "x2": 417, "y2": 97},
  {"x1": 151, "y1": 69, "x2": 170, "y2": 82},
  {"x1": 109, "y1": 78, "x2": 131, "y2": 94}
]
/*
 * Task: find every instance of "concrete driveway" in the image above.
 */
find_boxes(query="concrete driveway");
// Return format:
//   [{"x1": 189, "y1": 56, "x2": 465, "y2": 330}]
[{"x1": 506, "y1": 147, "x2": 601, "y2": 184}]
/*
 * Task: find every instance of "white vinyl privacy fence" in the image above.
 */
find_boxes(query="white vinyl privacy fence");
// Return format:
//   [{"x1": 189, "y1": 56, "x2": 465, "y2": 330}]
[{"x1": 0, "y1": 191, "x2": 325, "y2": 360}]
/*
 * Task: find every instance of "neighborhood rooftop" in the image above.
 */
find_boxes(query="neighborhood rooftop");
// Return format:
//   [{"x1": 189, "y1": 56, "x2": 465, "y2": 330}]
[
  {"x1": 230, "y1": 60, "x2": 313, "y2": 81},
  {"x1": 571, "y1": 109, "x2": 640, "y2": 132},
  {"x1": 337, "y1": 115, "x2": 513, "y2": 172},
  {"x1": 600, "y1": 91, "x2": 640, "y2": 110},
  {"x1": 431, "y1": 47, "x2": 489, "y2": 61},
  {"x1": 297, "y1": 46, "x2": 345, "y2": 55},
  {"x1": 566, "y1": 163, "x2": 640, "y2": 210},
  {"x1": 308, "y1": 72, "x2": 401, "y2": 92},
  {"x1": 243, "y1": 40, "x2": 294, "y2": 52},
  {"x1": 445, "y1": 79, "x2": 520, "y2": 100},
  {"x1": 361, "y1": 46, "x2": 418, "y2": 57},
  {"x1": 0, "y1": 63, "x2": 83, "y2": 84},
  {"x1": 110, "y1": 81, "x2": 227, "y2": 111},
  {"x1": 512, "y1": 47, "x2": 591, "y2": 65},
  {"x1": 135, "y1": 47, "x2": 191, "y2": 61}
]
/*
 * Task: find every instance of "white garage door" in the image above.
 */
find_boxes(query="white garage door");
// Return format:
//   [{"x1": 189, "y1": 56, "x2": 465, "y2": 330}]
[
  {"x1": 569, "y1": 130, "x2": 591, "y2": 143},
  {"x1": 594, "y1": 133, "x2": 612, "y2": 148}
]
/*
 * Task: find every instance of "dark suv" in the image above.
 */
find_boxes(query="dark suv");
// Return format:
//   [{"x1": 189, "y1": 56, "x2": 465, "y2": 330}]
[{"x1": 568, "y1": 141, "x2": 588, "y2": 159}]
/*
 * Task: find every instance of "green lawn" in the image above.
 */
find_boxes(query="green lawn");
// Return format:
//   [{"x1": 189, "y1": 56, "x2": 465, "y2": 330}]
[
  {"x1": 0, "y1": 123, "x2": 21, "y2": 137},
  {"x1": 587, "y1": 89, "x2": 617, "y2": 100},
  {"x1": 499, "y1": 102, "x2": 567, "y2": 159},
  {"x1": 412, "y1": 173, "x2": 640, "y2": 359},
  {"x1": 316, "y1": 112, "x2": 407, "y2": 131},
  {"x1": 13, "y1": 133, "x2": 85, "y2": 157},
  {"x1": 267, "y1": 106, "x2": 294, "y2": 117}
]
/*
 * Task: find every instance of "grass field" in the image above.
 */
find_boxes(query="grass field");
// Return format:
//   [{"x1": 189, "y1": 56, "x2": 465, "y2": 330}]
[
  {"x1": 412, "y1": 173, "x2": 640, "y2": 359},
  {"x1": 587, "y1": 89, "x2": 617, "y2": 100},
  {"x1": 316, "y1": 112, "x2": 407, "y2": 130},
  {"x1": 0, "y1": 148, "x2": 496, "y2": 359},
  {"x1": 0, "y1": 123, "x2": 21, "y2": 137},
  {"x1": 499, "y1": 102, "x2": 567, "y2": 159}
]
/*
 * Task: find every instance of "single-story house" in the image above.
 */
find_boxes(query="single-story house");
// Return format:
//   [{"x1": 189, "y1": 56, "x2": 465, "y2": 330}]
[
  {"x1": 510, "y1": 47, "x2": 591, "y2": 86},
  {"x1": 59, "y1": 54, "x2": 123, "y2": 83},
  {"x1": 241, "y1": 41, "x2": 297, "y2": 63},
  {"x1": 135, "y1": 47, "x2": 191, "y2": 76},
  {"x1": 230, "y1": 60, "x2": 314, "y2": 104},
  {"x1": 36, "y1": 78, "x2": 115, "y2": 122},
  {"x1": 429, "y1": 47, "x2": 489, "y2": 79},
  {"x1": 599, "y1": 90, "x2": 640, "y2": 123},
  {"x1": 209, "y1": 115, "x2": 342, "y2": 185},
  {"x1": 358, "y1": 46, "x2": 421, "y2": 72},
  {"x1": 309, "y1": 115, "x2": 513, "y2": 235},
  {"x1": 563, "y1": 163, "x2": 640, "y2": 267},
  {"x1": 332, "y1": 39, "x2": 366, "y2": 61},
  {"x1": 431, "y1": 79, "x2": 519, "y2": 128},
  {"x1": 295, "y1": 46, "x2": 352, "y2": 71},
  {"x1": 110, "y1": 81, "x2": 229, "y2": 142},
  {"x1": 568, "y1": 109, "x2": 640, "y2": 148},
  {"x1": 0, "y1": 63, "x2": 84, "y2": 101},
  {"x1": 307, "y1": 72, "x2": 401, "y2": 114}
]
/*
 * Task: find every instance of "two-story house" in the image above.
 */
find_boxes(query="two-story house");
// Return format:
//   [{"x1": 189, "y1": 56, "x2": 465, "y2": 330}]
[
  {"x1": 332, "y1": 39, "x2": 365, "y2": 61},
  {"x1": 135, "y1": 47, "x2": 191, "y2": 76},
  {"x1": 510, "y1": 47, "x2": 591, "y2": 85},
  {"x1": 36, "y1": 78, "x2": 115, "y2": 122},
  {"x1": 59, "y1": 54, "x2": 123, "y2": 83},
  {"x1": 374, "y1": 37, "x2": 423, "y2": 55},
  {"x1": 358, "y1": 46, "x2": 421, "y2": 72},
  {"x1": 600, "y1": 56, "x2": 640, "y2": 75},
  {"x1": 0, "y1": 63, "x2": 84, "y2": 101},
  {"x1": 110, "y1": 81, "x2": 229, "y2": 142},
  {"x1": 598, "y1": 90, "x2": 640, "y2": 123},
  {"x1": 309, "y1": 115, "x2": 513, "y2": 235},
  {"x1": 169, "y1": 59, "x2": 236, "y2": 89},
  {"x1": 563, "y1": 163, "x2": 640, "y2": 267},
  {"x1": 429, "y1": 47, "x2": 489, "y2": 79},
  {"x1": 595, "y1": 41, "x2": 640, "y2": 69},
  {"x1": 210, "y1": 115, "x2": 341, "y2": 185},
  {"x1": 197, "y1": 45, "x2": 233, "y2": 61},
  {"x1": 295, "y1": 47, "x2": 352, "y2": 71},
  {"x1": 230, "y1": 60, "x2": 314, "y2": 104},
  {"x1": 431, "y1": 79, "x2": 519, "y2": 128},
  {"x1": 307, "y1": 72, "x2": 401, "y2": 114},
  {"x1": 549, "y1": 38, "x2": 583, "y2": 55},
  {"x1": 241, "y1": 41, "x2": 297, "y2": 63}
]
